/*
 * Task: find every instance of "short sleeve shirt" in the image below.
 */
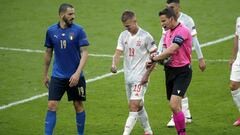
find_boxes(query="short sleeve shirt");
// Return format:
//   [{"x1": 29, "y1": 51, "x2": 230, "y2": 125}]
[
  {"x1": 235, "y1": 17, "x2": 240, "y2": 61},
  {"x1": 117, "y1": 28, "x2": 157, "y2": 83},
  {"x1": 164, "y1": 23, "x2": 192, "y2": 67},
  {"x1": 45, "y1": 23, "x2": 89, "y2": 79}
]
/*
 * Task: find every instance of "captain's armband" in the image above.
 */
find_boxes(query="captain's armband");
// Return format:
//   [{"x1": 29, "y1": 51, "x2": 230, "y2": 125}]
[{"x1": 173, "y1": 35, "x2": 184, "y2": 46}]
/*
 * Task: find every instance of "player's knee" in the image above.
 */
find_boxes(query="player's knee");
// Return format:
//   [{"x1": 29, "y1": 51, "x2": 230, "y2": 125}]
[
  {"x1": 48, "y1": 101, "x2": 58, "y2": 111},
  {"x1": 169, "y1": 102, "x2": 181, "y2": 114},
  {"x1": 229, "y1": 82, "x2": 239, "y2": 90},
  {"x1": 129, "y1": 101, "x2": 141, "y2": 112},
  {"x1": 129, "y1": 105, "x2": 138, "y2": 112},
  {"x1": 74, "y1": 101, "x2": 84, "y2": 112}
]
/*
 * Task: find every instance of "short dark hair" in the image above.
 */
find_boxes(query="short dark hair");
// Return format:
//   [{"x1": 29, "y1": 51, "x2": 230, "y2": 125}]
[
  {"x1": 59, "y1": 3, "x2": 74, "y2": 15},
  {"x1": 121, "y1": 10, "x2": 135, "y2": 22},
  {"x1": 159, "y1": 7, "x2": 177, "y2": 20},
  {"x1": 167, "y1": 0, "x2": 180, "y2": 4}
]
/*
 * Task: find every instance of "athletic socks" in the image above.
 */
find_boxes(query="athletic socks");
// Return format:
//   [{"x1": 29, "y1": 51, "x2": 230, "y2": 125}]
[
  {"x1": 182, "y1": 97, "x2": 191, "y2": 118},
  {"x1": 138, "y1": 107, "x2": 153, "y2": 134},
  {"x1": 76, "y1": 111, "x2": 86, "y2": 135},
  {"x1": 173, "y1": 111, "x2": 186, "y2": 135},
  {"x1": 123, "y1": 112, "x2": 138, "y2": 135},
  {"x1": 45, "y1": 110, "x2": 56, "y2": 135},
  {"x1": 231, "y1": 89, "x2": 240, "y2": 112}
]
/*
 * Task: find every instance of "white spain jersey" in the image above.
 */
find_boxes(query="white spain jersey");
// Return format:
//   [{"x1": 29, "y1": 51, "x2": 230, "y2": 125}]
[
  {"x1": 230, "y1": 17, "x2": 240, "y2": 82},
  {"x1": 162, "y1": 12, "x2": 197, "y2": 36},
  {"x1": 235, "y1": 17, "x2": 240, "y2": 61},
  {"x1": 117, "y1": 28, "x2": 157, "y2": 83}
]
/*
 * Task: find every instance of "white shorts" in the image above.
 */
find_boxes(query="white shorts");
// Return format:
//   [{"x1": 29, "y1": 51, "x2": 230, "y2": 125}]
[
  {"x1": 230, "y1": 60, "x2": 240, "y2": 82},
  {"x1": 125, "y1": 82, "x2": 148, "y2": 101}
]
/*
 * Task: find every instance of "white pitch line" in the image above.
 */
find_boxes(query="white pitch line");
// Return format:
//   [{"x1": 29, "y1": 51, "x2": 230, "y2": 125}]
[
  {"x1": 0, "y1": 34, "x2": 234, "y2": 110},
  {"x1": 0, "y1": 34, "x2": 235, "y2": 57},
  {"x1": 200, "y1": 34, "x2": 234, "y2": 48},
  {"x1": 0, "y1": 93, "x2": 48, "y2": 110},
  {"x1": 0, "y1": 47, "x2": 45, "y2": 53},
  {"x1": 192, "y1": 58, "x2": 229, "y2": 62},
  {"x1": 0, "y1": 69, "x2": 124, "y2": 110}
]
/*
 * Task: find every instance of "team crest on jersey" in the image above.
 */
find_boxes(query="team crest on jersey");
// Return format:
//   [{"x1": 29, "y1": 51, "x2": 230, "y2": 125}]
[
  {"x1": 69, "y1": 32, "x2": 75, "y2": 40},
  {"x1": 136, "y1": 40, "x2": 141, "y2": 46}
]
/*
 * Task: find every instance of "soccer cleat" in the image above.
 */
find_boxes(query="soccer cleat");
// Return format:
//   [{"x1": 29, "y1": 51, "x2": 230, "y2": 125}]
[
  {"x1": 144, "y1": 133, "x2": 153, "y2": 135},
  {"x1": 167, "y1": 117, "x2": 192, "y2": 127},
  {"x1": 167, "y1": 117, "x2": 175, "y2": 127},
  {"x1": 144, "y1": 130, "x2": 153, "y2": 135},
  {"x1": 233, "y1": 118, "x2": 240, "y2": 126},
  {"x1": 185, "y1": 117, "x2": 192, "y2": 123}
]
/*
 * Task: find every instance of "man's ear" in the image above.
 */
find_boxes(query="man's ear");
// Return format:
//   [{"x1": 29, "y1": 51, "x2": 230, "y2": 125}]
[{"x1": 59, "y1": 12, "x2": 64, "y2": 18}]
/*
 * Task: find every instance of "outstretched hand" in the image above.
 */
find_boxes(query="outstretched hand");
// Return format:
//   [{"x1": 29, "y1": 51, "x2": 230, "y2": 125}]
[
  {"x1": 111, "y1": 65, "x2": 117, "y2": 73},
  {"x1": 69, "y1": 72, "x2": 80, "y2": 87},
  {"x1": 146, "y1": 60, "x2": 154, "y2": 69},
  {"x1": 43, "y1": 76, "x2": 49, "y2": 88},
  {"x1": 198, "y1": 58, "x2": 206, "y2": 72}
]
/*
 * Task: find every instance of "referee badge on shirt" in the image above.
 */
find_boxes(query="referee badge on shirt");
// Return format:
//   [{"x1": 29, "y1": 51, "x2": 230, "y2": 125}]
[{"x1": 69, "y1": 32, "x2": 75, "y2": 40}]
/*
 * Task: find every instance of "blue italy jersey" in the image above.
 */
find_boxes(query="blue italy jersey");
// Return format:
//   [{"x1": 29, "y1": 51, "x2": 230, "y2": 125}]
[{"x1": 44, "y1": 23, "x2": 89, "y2": 79}]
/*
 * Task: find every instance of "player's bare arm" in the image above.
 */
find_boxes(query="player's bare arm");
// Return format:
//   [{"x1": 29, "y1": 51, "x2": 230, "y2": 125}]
[
  {"x1": 69, "y1": 46, "x2": 88, "y2": 87},
  {"x1": 140, "y1": 51, "x2": 157, "y2": 85},
  {"x1": 198, "y1": 58, "x2": 206, "y2": 72},
  {"x1": 111, "y1": 49, "x2": 122, "y2": 73},
  {"x1": 43, "y1": 48, "x2": 53, "y2": 88},
  {"x1": 192, "y1": 35, "x2": 206, "y2": 72},
  {"x1": 152, "y1": 43, "x2": 179, "y2": 62}
]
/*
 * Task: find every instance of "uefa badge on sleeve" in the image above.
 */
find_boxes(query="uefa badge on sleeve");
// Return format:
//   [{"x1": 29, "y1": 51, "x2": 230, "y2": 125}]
[{"x1": 69, "y1": 32, "x2": 74, "y2": 40}]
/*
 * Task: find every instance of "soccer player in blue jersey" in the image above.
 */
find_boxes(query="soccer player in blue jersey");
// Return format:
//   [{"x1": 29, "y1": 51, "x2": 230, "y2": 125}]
[{"x1": 43, "y1": 3, "x2": 89, "y2": 135}]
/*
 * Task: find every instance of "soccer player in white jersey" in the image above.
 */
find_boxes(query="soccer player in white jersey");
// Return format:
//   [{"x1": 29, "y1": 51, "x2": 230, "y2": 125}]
[
  {"x1": 229, "y1": 17, "x2": 240, "y2": 126},
  {"x1": 157, "y1": 0, "x2": 206, "y2": 127},
  {"x1": 111, "y1": 10, "x2": 157, "y2": 135}
]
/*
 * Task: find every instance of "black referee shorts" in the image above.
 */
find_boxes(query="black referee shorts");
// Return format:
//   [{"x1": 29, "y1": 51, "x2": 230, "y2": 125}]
[
  {"x1": 164, "y1": 64, "x2": 192, "y2": 100},
  {"x1": 48, "y1": 76, "x2": 86, "y2": 101}
]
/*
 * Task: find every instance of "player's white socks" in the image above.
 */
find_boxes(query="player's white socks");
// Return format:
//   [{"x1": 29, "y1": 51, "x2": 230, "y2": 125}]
[
  {"x1": 138, "y1": 107, "x2": 153, "y2": 134},
  {"x1": 231, "y1": 89, "x2": 240, "y2": 112},
  {"x1": 182, "y1": 97, "x2": 191, "y2": 118},
  {"x1": 123, "y1": 112, "x2": 138, "y2": 135}
]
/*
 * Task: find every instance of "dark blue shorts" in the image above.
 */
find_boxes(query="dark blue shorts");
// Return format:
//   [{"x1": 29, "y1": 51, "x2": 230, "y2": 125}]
[
  {"x1": 48, "y1": 76, "x2": 86, "y2": 101},
  {"x1": 164, "y1": 65, "x2": 192, "y2": 100}
]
